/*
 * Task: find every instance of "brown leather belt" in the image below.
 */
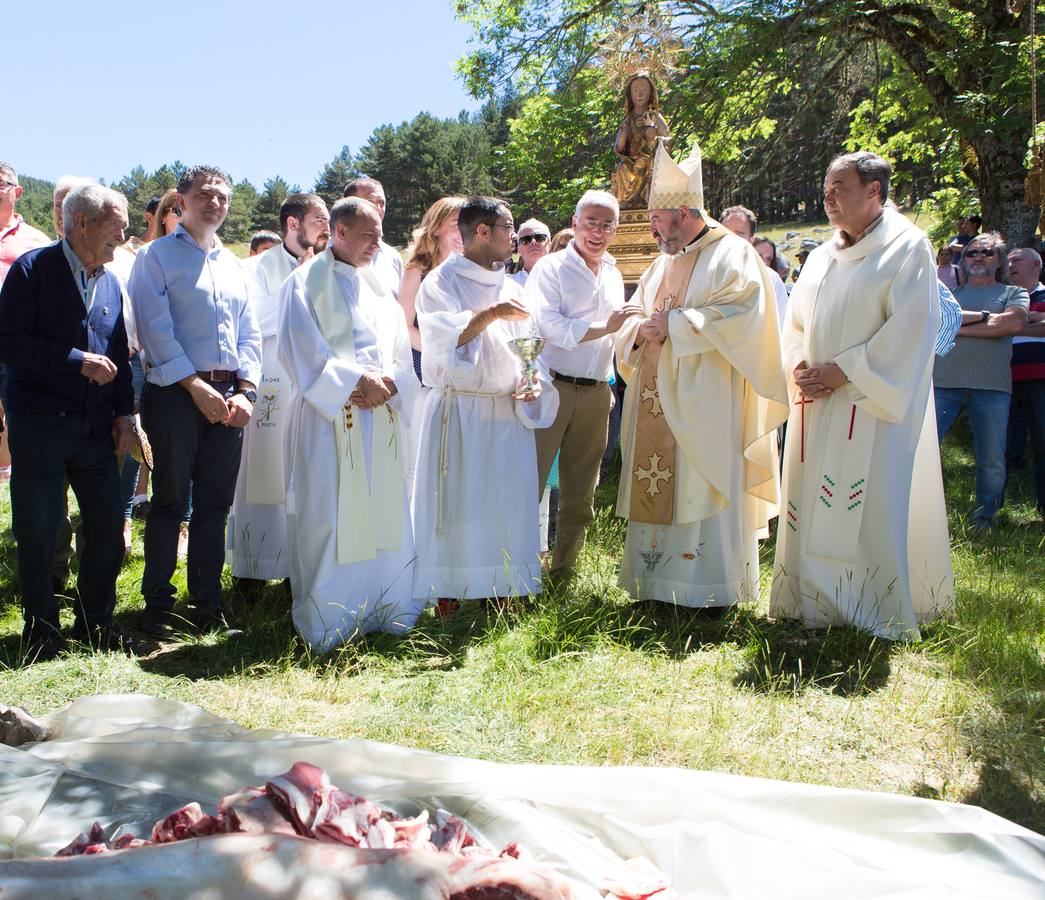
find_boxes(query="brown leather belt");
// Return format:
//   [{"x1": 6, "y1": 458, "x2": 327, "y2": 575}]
[
  {"x1": 197, "y1": 370, "x2": 236, "y2": 382},
  {"x1": 553, "y1": 371, "x2": 601, "y2": 387}
]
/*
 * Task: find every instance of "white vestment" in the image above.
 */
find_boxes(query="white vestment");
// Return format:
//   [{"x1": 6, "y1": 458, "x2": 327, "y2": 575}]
[
  {"x1": 412, "y1": 253, "x2": 559, "y2": 601},
  {"x1": 614, "y1": 226, "x2": 788, "y2": 608},
  {"x1": 278, "y1": 256, "x2": 421, "y2": 650},
  {"x1": 770, "y1": 208, "x2": 953, "y2": 640},
  {"x1": 226, "y1": 244, "x2": 296, "y2": 580},
  {"x1": 372, "y1": 240, "x2": 404, "y2": 298}
]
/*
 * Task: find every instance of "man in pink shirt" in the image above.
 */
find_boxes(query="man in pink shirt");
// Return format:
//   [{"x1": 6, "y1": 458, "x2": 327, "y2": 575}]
[{"x1": 0, "y1": 162, "x2": 51, "y2": 284}]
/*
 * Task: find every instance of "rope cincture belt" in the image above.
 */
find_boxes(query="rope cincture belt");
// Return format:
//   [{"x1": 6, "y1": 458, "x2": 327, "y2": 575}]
[{"x1": 436, "y1": 386, "x2": 513, "y2": 535}]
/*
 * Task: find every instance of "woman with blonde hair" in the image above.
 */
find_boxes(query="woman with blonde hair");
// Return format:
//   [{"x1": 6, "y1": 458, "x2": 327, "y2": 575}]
[
  {"x1": 399, "y1": 196, "x2": 465, "y2": 378},
  {"x1": 397, "y1": 196, "x2": 464, "y2": 498}
]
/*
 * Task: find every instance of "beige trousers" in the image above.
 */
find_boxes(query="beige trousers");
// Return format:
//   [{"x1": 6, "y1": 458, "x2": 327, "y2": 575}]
[{"x1": 535, "y1": 380, "x2": 612, "y2": 573}]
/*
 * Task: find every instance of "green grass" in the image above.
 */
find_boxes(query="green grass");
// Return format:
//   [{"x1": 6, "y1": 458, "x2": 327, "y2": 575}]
[{"x1": 0, "y1": 419, "x2": 1041, "y2": 833}]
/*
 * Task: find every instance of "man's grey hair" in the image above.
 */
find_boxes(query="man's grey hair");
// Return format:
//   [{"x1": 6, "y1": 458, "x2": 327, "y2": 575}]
[
  {"x1": 0, "y1": 161, "x2": 16, "y2": 185},
  {"x1": 575, "y1": 190, "x2": 619, "y2": 220},
  {"x1": 1008, "y1": 246, "x2": 1042, "y2": 272},
  {"x1": 61, "y1": 184, "x2": 127, "y2": 237},
  {"x1": 54, "y1": 176, "x2": 95, "y2": 203},
  {"x1": 961, "y1": 231, "x2": 1010, "y2": 283},
  {"x1": 828, "y1": 151, "x2": 891, "y2": 204},
  {"x1": 330, "y1": 196, "x2": 379, "y2": 230},
  {"x1": 517, "y1": 217, "x2": 551, "y2": 237}
]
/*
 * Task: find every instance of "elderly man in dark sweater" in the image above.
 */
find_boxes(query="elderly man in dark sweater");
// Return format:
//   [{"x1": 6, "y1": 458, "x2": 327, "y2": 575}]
[{"x1": 0, "y1": 183, "x2": 136, "y2": 661}]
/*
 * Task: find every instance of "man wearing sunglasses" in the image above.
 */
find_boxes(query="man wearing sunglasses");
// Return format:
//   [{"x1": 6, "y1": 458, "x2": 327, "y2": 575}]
[
  {"x1": 934, "y1": 233, "x2": 1029, "y2": 530},
  {"x1": 509, "y1": 219, "x2": 551, "y2": 286}
]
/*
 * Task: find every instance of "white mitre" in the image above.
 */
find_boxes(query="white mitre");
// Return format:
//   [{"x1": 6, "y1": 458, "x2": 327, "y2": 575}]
[{"x1": 648, "y1": 140, "x2": 704, "y2": 211}]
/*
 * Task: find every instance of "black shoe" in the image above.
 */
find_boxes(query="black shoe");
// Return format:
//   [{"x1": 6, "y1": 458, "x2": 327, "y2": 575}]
[
  {"x1": 192, "y1": 607, "x2": 244, "y2": 638},
  {"x1": 141, "y1": 610, "x2": 176, "y2": 639},
  {"x1": 71, "y1": 624, "x2": 143, "y2": 655},
  {"x1": 23, "y1": 632, "x2": 66, "y2": 664}
]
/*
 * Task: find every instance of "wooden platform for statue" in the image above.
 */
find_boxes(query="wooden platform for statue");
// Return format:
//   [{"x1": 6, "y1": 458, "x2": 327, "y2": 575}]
[{"x1": 610, "y1": 209, "x2": 660, "y2": 286}]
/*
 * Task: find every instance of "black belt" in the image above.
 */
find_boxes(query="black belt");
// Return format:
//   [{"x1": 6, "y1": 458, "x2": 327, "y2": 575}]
[
  {"x1": 197, "y1": 370, "x2": 236, "y2": 382},
  {"x1": 553, "y1": 371, "x2": 602, "y2": 387}
]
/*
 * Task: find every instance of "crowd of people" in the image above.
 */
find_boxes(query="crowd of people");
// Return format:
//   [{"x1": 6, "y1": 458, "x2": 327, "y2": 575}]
[{"x1": 0, "y1": 145, "x2": 1040, "y2": 663}]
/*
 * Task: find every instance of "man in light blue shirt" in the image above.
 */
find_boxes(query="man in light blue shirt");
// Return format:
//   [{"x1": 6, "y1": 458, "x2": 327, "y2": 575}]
[{"x1": 129, "y1": 164, "x2": 261, "y2": 637}]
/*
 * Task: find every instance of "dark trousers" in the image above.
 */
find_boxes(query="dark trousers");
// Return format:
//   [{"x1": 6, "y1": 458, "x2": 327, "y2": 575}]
[
  {"x1": 140, "y1": 381, "x2": 242, "y2": 615},
  {"x1": 8, "y1": 413, "x2": 123, "y2": 640},
  {"x1": 1006, "y1": 379, "x2": 1045, "y2": 512}
]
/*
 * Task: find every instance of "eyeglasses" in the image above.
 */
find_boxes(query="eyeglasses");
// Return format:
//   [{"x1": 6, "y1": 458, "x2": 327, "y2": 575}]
[
  {"x1": 579, "y1": 219, "x2": 617, "y2": 234},
  {"x1": 0, "y1": 181, "x2": 17, "y2": 191},
  {"x1": 519, "y1": 233, "x2": 549, "y2": 245},
  {"x1": 489, "y1": 222, "x2": 516, "y2": 232},
  {"x1": 164, "y1": 206, "x2": 183, "y2": 218},
  {"x1": 964, "y1": 249, "x2": 996, "y2": 259}
]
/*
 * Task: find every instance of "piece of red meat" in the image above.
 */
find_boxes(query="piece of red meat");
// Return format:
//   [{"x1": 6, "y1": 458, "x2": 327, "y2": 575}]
[
  {"x1": 110, "y1": 833, "x2": 150, "y2": 850},
  {"x1": 312, "y1": 789, "x2": 382, "y2": 847},
  {"x1": 218, "y1": 786, "x2": 296, "y2": 836},
  {"x1": 151, "y1": 802, "x2": 212, "y2": 843},
  {"x1": 388, "y1": 809, "x2": 433, "y2": 849},
  {"x1": 446, "y1": 853, "x2": 584, "y2": 899},
  {"x1": 432, "y1": 811, "x2": 477, "y2": 854},
  {"x1": 265, "y1": 761, "x2": 330, "y2": 835},
  {"x1": 54, "y1": 831, "x2": 91, "y2": 857}
]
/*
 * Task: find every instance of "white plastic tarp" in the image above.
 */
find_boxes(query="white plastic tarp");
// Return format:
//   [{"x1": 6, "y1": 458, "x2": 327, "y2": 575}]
[{"x1": 0, "y1": 694, "x2": 1042, "y2": 898}]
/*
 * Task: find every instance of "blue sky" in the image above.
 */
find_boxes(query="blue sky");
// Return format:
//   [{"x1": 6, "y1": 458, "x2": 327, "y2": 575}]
[{"x1": 8, "y1": 1, "x2": 479, "y2": 189}]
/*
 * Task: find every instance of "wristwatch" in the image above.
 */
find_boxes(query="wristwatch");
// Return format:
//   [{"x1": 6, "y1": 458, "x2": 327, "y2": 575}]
[
  {"x1": 236, "y1": 388, "x2": 258, "y2": 404},
  {"x1": 980, "y1": 310, "x2": 990, "y2": 323}
]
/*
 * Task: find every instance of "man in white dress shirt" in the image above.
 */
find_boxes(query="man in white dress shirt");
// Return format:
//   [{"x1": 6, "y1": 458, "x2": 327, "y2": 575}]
[
  {"x1": 226, "y1": 193, "x2": 329, "y2": 589},
  {"x1": 527, "y1": 190, "x2": 642, "y2": 575},
  {"x1": 343, "y1": 177, "x2": 403, "y2": 297}
]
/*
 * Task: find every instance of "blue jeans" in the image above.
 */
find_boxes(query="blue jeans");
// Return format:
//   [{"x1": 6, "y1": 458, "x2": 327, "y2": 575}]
[{"x1": 935, "y1": 387, "x2": 1010, "y2": 526}]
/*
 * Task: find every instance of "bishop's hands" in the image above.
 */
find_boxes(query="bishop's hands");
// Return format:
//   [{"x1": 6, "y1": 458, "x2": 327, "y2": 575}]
[
  {"x1": 794, "y1": 361, "x2": 848, "y2": 399},
  {"x1": 638, "y1": 310, "x2": 670, "y2": 345},
  {"x1": 347, "y1": 369, "x2": 397, "y2": 409}
]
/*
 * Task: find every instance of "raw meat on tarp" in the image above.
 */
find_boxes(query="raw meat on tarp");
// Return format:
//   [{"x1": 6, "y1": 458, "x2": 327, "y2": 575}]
[
  {"x1": 45, "y1": 761, "x2": 675, "y2": 899},
  {"x1": 6, "y1": 833, "x2": 597, "y2": 899}
]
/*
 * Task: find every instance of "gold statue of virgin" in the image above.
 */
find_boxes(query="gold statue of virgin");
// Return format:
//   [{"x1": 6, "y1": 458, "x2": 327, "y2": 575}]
[{"x1": 611, "y1": 72, "x2": 672, "y2": 209}]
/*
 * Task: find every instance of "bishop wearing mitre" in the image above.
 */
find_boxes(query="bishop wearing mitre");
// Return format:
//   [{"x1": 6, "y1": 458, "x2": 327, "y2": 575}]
[
  {"x1": 277, "y1": 198, "x2": 421, "y2": 650},
  {"x1": 769, "y1": 152, "x2": 952, "y2": 639},
  {"x1": 613, "y1": 142, "x2": 789, "y2": 610}
]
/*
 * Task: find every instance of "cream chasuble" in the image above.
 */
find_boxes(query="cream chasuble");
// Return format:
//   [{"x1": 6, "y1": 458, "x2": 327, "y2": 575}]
[
  {"x1": 277, "y1": 249, "x2": 421, "y2": 651},
  {"x1": 614, "y1": 224, "x2": 789, "y2": 607},
  {"x1": 412, "y1": 253, "x2": 559, "y2": 602},
  {"x1": 227, "y1": 244, "x2": 296, "y2": 580},
  {"x1": 770, "y1": 208, "x2": 953, "y2": 640}
]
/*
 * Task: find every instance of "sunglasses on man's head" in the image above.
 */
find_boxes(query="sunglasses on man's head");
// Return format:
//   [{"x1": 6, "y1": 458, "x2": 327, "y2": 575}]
[
  {"x1": 964, "y1": 249, "x2": 996, "y2": 258},
  {"x1": 519, "y1": 233, "x2": 549, "y2": 245}
]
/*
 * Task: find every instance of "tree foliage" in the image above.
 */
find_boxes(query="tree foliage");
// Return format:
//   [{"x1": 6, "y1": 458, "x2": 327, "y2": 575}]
[
  {"x1": 352, "y1": 111, "x2": 496, "y2": 245},
  {"x1": 454, "y1": 0, "x2": 1044, "y2": 243}
]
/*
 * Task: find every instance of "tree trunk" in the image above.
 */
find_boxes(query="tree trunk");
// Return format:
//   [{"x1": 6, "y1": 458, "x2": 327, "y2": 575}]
[{"x1": 967, "y1": 137, "x2": 1040, "y2": 248}]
